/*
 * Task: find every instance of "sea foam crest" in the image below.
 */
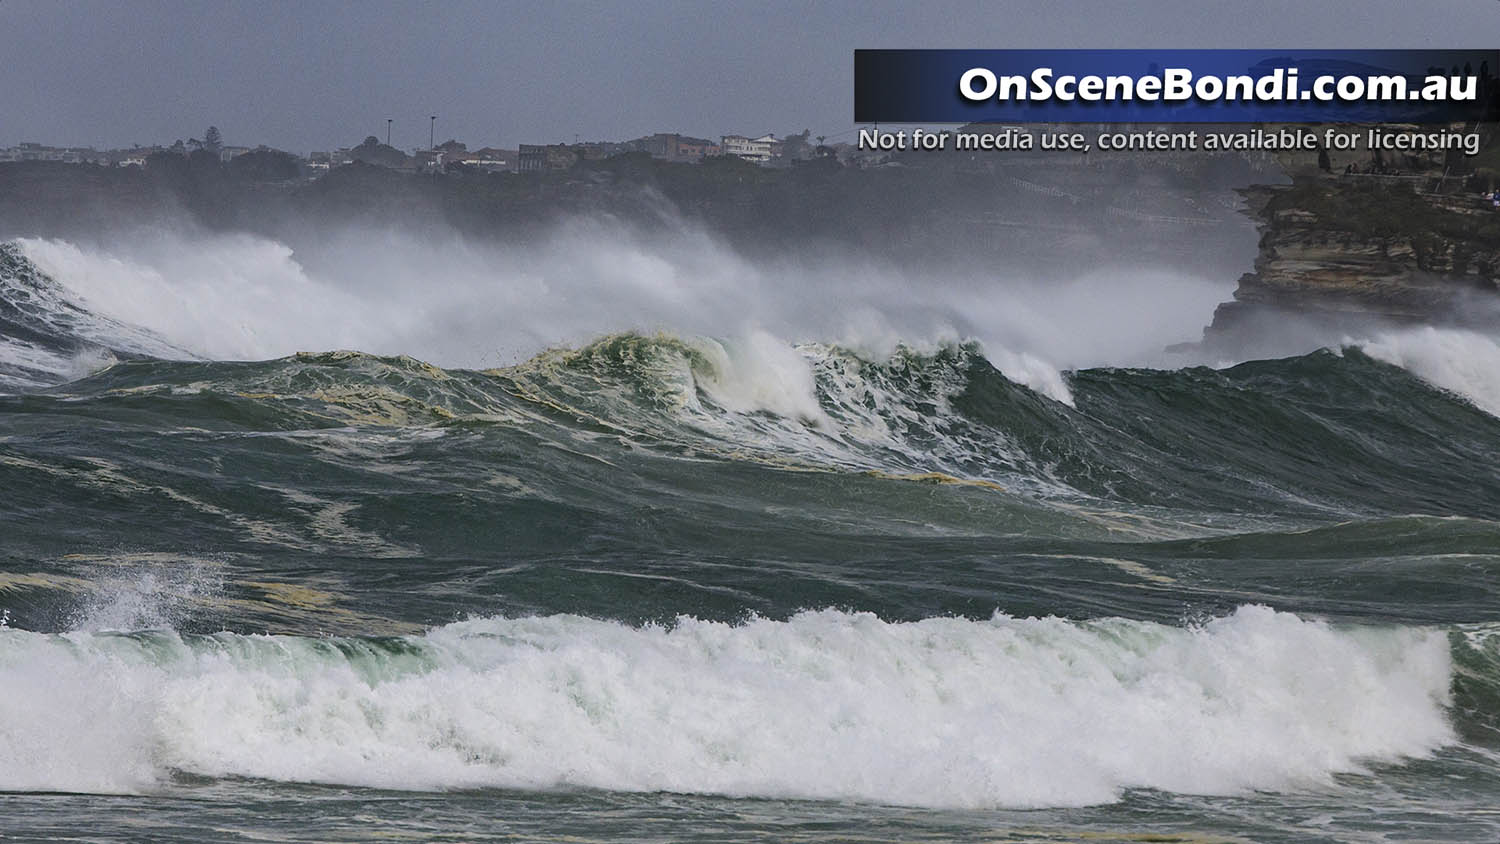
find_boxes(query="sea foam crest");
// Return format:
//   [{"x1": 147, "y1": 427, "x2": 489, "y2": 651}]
[
  {"x1": 0, "y1": 241, "x2": 186, "y2": 388},
  {"x1": 0, "y1": 605, "x2": 1454, "y2": 807},
  {"x1": 1360, "y1": 327, "x2": 1500, "y2": 419}
]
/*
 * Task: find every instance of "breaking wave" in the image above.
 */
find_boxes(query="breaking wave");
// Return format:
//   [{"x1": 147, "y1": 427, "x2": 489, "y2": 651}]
[
  {"x1": 1359, "y1": 327, "x2": 1500, "y2": 419},
  {"x1": 0, "y1": 605, "x2": 1459, "y2": 807},
  {"x1": 5, "y1": 230, "x2": 1500, "y2": 826}
]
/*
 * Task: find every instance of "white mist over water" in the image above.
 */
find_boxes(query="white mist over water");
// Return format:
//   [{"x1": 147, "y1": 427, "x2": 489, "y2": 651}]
[
  {"x1": 12, "y1": 223, "x2": 1233, "y2": 407},
  {"x1": 0, "y1": 605, "x2": 1456, "y2": 807},
  {"x1": 17, "y1": 226, "x2": 1500, "y2": 418}
]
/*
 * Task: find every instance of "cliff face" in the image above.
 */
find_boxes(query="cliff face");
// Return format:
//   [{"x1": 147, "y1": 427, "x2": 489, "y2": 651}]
[{"x1": 1205, "y1": 180, "x2": 1500, "y2": 345}]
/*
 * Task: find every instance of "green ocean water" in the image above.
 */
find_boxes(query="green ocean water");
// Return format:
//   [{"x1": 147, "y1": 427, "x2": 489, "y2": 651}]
[{"x1": 4, "y1": 241, "x2": 1500, "y2": 842}]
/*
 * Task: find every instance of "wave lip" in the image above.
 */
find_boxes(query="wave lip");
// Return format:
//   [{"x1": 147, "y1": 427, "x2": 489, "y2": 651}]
[
  {"x1": 0, "y1": 241, "x2": 189, "y2": 389},
  {"x1": 0, "y1": 605, "x2": 1455, "y2": 807},
  {"x1": 1358, "y1": 327, "x2": 1500, "y2": 419}
]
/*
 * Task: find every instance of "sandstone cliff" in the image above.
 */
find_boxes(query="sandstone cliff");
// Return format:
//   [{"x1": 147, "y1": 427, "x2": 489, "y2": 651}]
[{"x1": 1204, "y1": 178, "x2": 1500, "y2": 346}]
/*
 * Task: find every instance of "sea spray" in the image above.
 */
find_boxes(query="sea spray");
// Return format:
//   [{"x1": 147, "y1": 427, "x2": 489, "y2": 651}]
[{"x1": 11, "y1": 230, "x2": 1230, "y2": 385}]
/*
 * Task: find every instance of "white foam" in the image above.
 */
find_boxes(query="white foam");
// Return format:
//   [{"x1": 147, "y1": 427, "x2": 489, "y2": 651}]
[
  {"x1": 983, "y1": 345, "x2": 1074, "y2": 407},
  {"x1": 16, "y1": 235, "x2": 382, "y2": 362},
  {"x1": 688, "y1": 331, "x2": 833, "y2": 428},
  {"x1": 0, "y1": 606, "x2": 1454, "y2": 807},
  {"x1": 584, "y1": 337, "x2": 1055, "y2": 493},
  {"x1": 0, "y1": 242, "x2": 185, "y2": 387},
  {"x1": 1359, "y1": 327, "x2": 1500, "y2": 418}
]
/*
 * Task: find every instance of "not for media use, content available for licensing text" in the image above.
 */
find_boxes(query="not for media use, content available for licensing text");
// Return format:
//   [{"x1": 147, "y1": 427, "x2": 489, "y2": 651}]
[{"x1": 857, "y1": 127, "x2": 1482, "y2": 156}]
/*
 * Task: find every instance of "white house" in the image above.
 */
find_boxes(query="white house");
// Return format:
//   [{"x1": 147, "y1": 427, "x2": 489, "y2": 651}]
[{"x1": 720, "y1": 134, "x2": 780, "y2": 163}]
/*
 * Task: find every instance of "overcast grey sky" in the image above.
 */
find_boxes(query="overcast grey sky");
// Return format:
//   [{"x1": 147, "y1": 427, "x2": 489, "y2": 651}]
[{"x1": 0, "y1": 0, "x2": 1493, "y2": 153}]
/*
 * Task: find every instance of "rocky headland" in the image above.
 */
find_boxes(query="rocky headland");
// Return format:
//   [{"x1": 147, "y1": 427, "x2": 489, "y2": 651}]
[{"x1": 1203, "y1": 175, "x2": 1500, "y2": 348}]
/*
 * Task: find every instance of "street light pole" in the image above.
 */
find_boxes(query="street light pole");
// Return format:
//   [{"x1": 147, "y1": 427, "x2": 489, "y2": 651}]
[
  {"x1": 430, "y1": 116, "x2": 436, "y2": 150},
  {"x1": 386, "y1": 119, "x2": 392, "y2": 146}
]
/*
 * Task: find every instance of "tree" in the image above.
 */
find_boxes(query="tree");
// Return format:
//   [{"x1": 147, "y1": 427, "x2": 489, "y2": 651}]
[
  {"x1": 780, "y1": 129, "x2": 813, "y2": 161},
  {"x1": 145, "y1": 150, "x2": 189, "y2": 175},
  {"x1": 204, "y1": 126, "x2": 222, "y2": 153},
  {"x1": 187, "y1": 147, "x2": 222, "y2": 176},
  {"x1": 227, "y1": 148, "x2": 300, "y2": 182},
  {"x1": 350, "y1": 136, "x2": 409, "y2": 168}
]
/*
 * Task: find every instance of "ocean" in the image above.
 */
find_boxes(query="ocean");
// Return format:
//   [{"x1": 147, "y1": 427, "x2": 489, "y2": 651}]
[{"x1": 3, "y1": 233, "x2": 1500, "y2": 843}]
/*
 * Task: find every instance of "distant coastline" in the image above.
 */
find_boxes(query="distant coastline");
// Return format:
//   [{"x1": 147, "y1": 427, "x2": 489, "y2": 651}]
[{"x1": 4, "y1": 122, "x2": 1498, "y2": 342}]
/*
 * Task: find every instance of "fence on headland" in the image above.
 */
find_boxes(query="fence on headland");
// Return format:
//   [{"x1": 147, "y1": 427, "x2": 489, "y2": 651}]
[
  {"x1": 1006, "y1": 175, "x2": 1081, "y2": 201},
  {"x1": 1337, "y1": 172, "x2": 1497, "y2": 206},
  {"x1": 1105, "y1": 206, "x2": 1223, "y2": 226},
  {"x1": 1337, "y1": 172, "x2": 1428, "y2": 186}
]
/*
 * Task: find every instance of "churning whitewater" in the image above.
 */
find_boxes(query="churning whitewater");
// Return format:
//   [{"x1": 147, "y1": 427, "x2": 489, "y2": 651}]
[
  {"x1": 4, "y1": 234, "x2": 1500, "y2": 839},
  {"x1": 0, "y1": 607, "x2": 1458, "y2": 806}
]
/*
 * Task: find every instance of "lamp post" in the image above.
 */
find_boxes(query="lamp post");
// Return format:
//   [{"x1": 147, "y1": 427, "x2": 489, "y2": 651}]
[
  {"x1": 386, "y1": 119, "x2": 392, "y2": 146},
  {"x1": 430, "y1": 116, "x2": 436, "y2": 150}
]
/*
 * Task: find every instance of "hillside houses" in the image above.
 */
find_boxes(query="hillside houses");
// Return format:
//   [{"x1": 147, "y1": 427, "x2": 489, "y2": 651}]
[{"x1": 0, "y1": 126, "x2": 829, "y2": 184}]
